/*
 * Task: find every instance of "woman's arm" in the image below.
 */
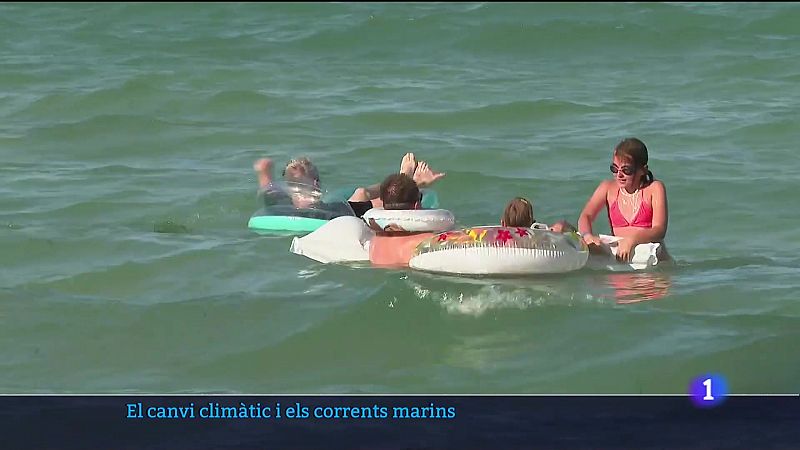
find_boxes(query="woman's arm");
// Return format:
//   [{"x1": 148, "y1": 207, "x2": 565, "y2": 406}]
[{"x1": 578, "y1": 181, "x2": 609, "y2": 239}]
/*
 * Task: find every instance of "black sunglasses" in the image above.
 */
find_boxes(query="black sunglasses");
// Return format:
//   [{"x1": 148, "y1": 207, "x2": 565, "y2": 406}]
[{"x1": 610, "y1": 164, "x2": 636, "y2": 176}]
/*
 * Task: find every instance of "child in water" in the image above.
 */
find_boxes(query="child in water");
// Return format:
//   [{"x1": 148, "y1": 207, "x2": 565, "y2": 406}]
[
  {"x1": 501, "y1": 197, "x2": 576, "y2": 233},
  {"x1": 501, "y1": 197, "x2": 535, "y2": 227}
]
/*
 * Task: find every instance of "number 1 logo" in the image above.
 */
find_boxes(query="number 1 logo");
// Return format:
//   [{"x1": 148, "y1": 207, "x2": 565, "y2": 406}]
[
  {"x1": 689, "y1": 374, "x2": 728, "y2": 408},
  {"x1": 702, "y1": 378, "x2": 714, "y2": 401}
]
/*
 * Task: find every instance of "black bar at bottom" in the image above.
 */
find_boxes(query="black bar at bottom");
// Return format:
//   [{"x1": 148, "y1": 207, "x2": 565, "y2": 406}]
[{"x1": 1, "y1": 395, "x2": 797, "y2": 449}]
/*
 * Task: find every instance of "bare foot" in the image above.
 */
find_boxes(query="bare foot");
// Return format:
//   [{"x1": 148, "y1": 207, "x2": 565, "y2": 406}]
[
  {"x1": 413, "y1": 161, "x2": 446, "y2": 188},
  {"x1": 400, "y1": 152, "x2": 417, "y2": 177}
]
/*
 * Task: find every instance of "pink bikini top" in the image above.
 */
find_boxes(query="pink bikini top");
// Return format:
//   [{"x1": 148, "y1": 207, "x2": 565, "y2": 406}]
[{"x1": 608, "y1": 189, "x2": 653, "y2": 228}]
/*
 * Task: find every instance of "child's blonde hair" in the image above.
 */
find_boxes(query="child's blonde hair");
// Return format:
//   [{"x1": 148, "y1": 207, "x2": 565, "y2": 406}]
[{"x1": 501, "y1": 197, "x2": 534, "y2": 228}]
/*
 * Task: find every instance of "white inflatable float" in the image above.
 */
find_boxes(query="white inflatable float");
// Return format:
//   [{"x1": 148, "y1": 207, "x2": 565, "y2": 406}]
[
  {"x1": 290, "y1": 216, "x2": 373, "y2": 264},
  {"x1": 290, "y1": 219, "x2": 589, "y2": 276},
  {"x1": 289, "y1": 218, "x2": 662, "y2": 274},
  {"x1": 408, "y1": 226, "x2": 589, "y2": 275},
  {"x1": 290, "y1": 207, "x2": 456, "y2": 264},
  {"x1": 585, "y1": 234, "x2": 663, "y2": 272},
  {"x1": 362, "y1": 207, "x2": 455, "y2": 233}
]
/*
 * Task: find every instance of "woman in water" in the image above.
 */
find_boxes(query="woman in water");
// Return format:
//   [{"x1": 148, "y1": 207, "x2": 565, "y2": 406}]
[{"x1": 578, "y1": 137, "x2": 669, "y2": 262}]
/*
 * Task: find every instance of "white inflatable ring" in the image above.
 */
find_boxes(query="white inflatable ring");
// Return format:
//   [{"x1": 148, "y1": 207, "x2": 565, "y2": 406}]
[
  {"x1": 362, "y1": 207, "x2": 455, "y2": 233},
  {"x1": 409, "y1": 226, "x2": 589, "y2": 275}
]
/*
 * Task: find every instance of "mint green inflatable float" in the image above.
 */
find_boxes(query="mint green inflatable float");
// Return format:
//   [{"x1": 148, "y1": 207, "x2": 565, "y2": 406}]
[{"x1": 248, "y1": 182, "x2": 440, "y2": 235}]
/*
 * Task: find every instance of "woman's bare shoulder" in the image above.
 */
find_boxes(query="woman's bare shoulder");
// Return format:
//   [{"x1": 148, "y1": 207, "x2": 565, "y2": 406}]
[{"x1": 646, "y1": 180, "x2": 667, "y2": 193}]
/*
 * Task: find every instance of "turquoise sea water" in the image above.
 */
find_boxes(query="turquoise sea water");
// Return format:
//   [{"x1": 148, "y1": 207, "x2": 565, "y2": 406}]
[{"x1": 1, "y1": 3, "x2": 798, "y2": 394}]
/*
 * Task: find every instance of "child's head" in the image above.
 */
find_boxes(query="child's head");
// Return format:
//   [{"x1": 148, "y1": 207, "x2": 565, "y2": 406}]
[
  {"x1": 282, "y1": 157, "x2": 321, "y2": 188},
  {"x1": 501, "y1": 197, "x2": 534, "y2": 228}
]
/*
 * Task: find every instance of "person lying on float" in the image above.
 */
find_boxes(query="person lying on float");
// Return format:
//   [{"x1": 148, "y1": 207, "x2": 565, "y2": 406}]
[
  {"x1": 253, "y1": 152, "x2": 445, "y2": 218},
  {"x1": 366, "y1": 173, "x2": 441, "y2": 268}
]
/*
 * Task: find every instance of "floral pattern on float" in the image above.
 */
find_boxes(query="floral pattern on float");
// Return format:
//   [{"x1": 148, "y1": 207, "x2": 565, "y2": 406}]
[{"x1": 415, "y1": 226, "x2": 587, "y2": 256}]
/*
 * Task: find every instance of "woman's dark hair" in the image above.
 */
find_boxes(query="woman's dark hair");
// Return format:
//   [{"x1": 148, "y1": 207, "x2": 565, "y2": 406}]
[{"x1": 614, "y1": 137, "x2": 654, "y2": 186}]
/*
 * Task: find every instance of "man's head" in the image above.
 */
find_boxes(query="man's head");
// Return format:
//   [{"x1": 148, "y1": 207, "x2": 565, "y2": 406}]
[
  {"x1": 380, "y1": 173, "x2": 421, "y2": 210},
  {"x1": 282, "y1": 157, "x2": 320, "y2": 188}
]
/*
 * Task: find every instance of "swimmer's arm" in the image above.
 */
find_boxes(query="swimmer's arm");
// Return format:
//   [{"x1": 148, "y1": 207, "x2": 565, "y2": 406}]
[
  {"x1": 254, "y1": 158, "x2": 275, "y2": 189},
  {"x1": 259, "y1": 174, "x2": 274, "y2": 189},
  {"x1": 348, "y1": 184, "x2": 382, "y2": 202},
  {"x1": 578, "y1": 181, "x2": 609, "y2": 238},
  {"x1": 348, "y1": 184, "x2": 385, "y2": 209}
]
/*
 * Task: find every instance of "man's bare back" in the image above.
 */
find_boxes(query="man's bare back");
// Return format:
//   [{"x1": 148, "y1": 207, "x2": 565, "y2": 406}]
[{"x1": 369, "y1": 232, "x2": 436, "y2": 267}]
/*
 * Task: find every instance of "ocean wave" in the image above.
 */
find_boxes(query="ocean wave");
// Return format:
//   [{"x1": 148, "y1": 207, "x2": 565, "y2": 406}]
[{"x1": 314, "y1": 99, "x2": 603, "y2": 132}]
